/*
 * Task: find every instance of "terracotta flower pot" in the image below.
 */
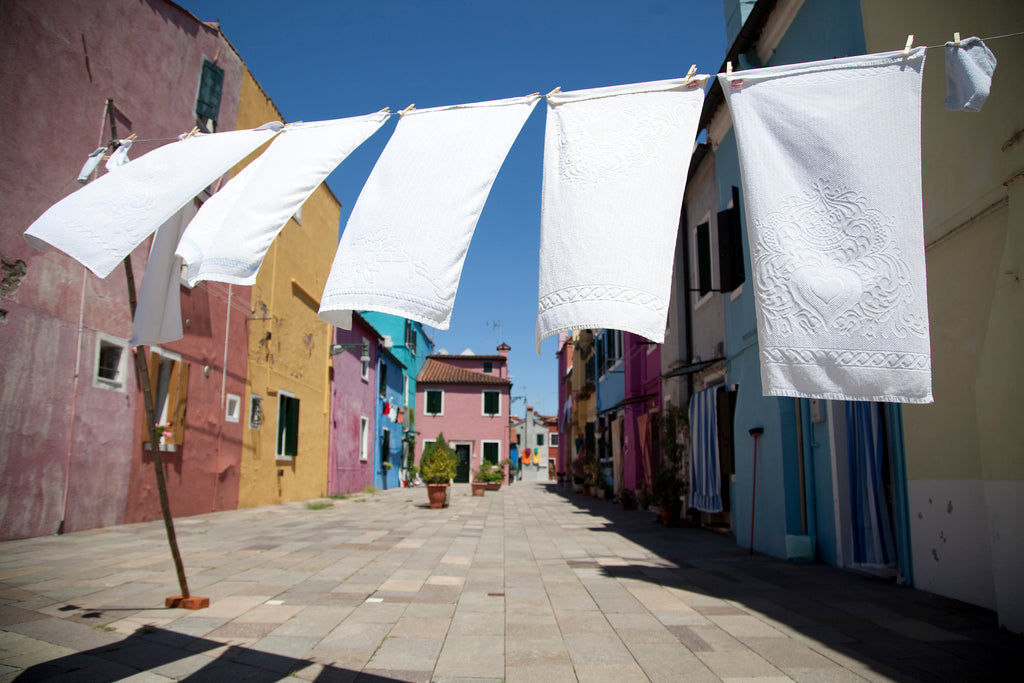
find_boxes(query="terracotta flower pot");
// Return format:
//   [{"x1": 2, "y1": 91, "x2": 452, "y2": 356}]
[
  {"x1": 427, "y1": 483, "x2": 448, "y2": 509},
  {"x1": 485, "y1": 482, "x2": 501, "y2": 491},
  {"x1": 471, "y1": 482, "x2": 486, "y2": 496}
]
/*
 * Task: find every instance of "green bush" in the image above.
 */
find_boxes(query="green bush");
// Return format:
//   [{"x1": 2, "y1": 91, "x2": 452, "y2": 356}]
[
  {"x1": 475, "y1": 463, "x2": 502, "y2": 483},
  {"x1": 419, "y1": 433, "x2": 457, "y2": 484}
]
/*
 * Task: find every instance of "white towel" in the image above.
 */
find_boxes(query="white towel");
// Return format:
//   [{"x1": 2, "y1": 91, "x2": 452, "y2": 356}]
[
  {"x1": 319, "y1": 95, "x2": 540, "y2": 330},
  {"x1": 177, "y1": 113, "x2": 389, "y2": 286},
  {"x1": 720, "y1": 49, "x2": 932, "y2": 403},
  {"x1": 24, "y1": 124, "x2": 281, "y2": 279},
  {"x1": 535, "y1": 77, "x2": 706, "y2": 353},
  {"x1": 130, "y1": 201, "x2": 197, "y2": 346}
]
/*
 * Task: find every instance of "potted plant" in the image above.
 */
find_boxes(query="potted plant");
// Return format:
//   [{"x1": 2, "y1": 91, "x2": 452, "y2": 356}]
[
  {"x1": 471, "y1": 470, "x2": 487, "y2": 496},
  {"x1": 419, "y1": 433, "x2": 457, "y2": 509},
  {"x1": 620, "y1": 488, "x2": 637, "y2": 511},
  {"x1": 652, "y1": 407, "x2": 690, "y2": 526},
  {"x1": 570, "y1": 456, "x2": 587, "y2": 493},
  {"x1": 575, "y1": 450, "x2": 598, "y2": 495},
  {"x1": 481, "y1": 463, "x2": 502, "y2": 490},
  {"x1": 636, "y1": 482, "x2": 651, "y2": 511}
]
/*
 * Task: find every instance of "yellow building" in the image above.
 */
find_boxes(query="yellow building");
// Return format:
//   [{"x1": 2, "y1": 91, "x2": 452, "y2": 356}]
[
  {"x1": 234, "y1": 70, "x2": 339, "y2": 506},
  {"x1": 861, "y1": 1, "x2": 1024, "y2": 631}
]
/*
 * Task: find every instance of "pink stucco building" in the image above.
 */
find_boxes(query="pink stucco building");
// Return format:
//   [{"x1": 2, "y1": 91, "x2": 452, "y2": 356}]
[
  {"x1": 415, "y1": 345, "x2": 512, "y2": 483},
  {"x1": 328, "y1": 314, "x2": 382, "y2": 495},
  {"x1": 0, "y1": 0, "x2": 247, "y2": 539}
]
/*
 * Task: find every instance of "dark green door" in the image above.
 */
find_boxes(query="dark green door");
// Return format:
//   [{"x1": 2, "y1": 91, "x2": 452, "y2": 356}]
[{"x1": 455, "y1": 444, "x2": 470, "y2": 483}]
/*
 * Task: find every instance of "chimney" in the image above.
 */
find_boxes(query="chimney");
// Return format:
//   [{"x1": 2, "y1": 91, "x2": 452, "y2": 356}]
[{"x1": 497, "y1": 342, "x2": 510, "y2": 358}]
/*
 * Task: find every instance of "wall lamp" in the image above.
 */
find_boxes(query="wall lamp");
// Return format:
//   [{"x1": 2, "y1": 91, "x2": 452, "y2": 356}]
[{"x1": 330, "y1": 340, "x2": 371, "y2": 364}]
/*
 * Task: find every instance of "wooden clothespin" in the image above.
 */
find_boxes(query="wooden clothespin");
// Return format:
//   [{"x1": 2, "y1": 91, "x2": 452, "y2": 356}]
[
  {"x1": 125, "y1": 133, "x2": 137, "y2": 142},
  {"x1": 378, "y1": 107, "x2": 391, "y2": 114},
  {"x1": 726, "y1": 61, "x2": 733, "y2": 76},
  {"x1": 399, "y1": 103, "x2": 416, "y2": 115},
  {"x1": 684, "y1": 64, "x2": 697, "y2": 82},
  {"x1": 903, "y1": 34, "x2": 914, "y2": 57},
  {"x1": 546, "y1": 86, "x2": 561, "y2": 98},
  {"x1": 184, "y1": 126, "x2": 200, "y2": 139},
  {"x1": 526, "y1": 92, "x2": 540, "y2": 98},
  {"x1": 953, "y1": 32, "x2": 961, "y2": 47}
]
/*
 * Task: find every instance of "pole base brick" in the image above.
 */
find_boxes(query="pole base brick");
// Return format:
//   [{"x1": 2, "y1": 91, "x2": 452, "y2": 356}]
[{"x1": 165, "y1": 595, "x2": 210, "y2": 609}]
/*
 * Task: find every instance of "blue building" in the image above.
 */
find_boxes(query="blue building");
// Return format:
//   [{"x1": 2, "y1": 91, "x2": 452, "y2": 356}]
[
  {"x1": 360, "y1": 313, "x2": 435, "y2": 480},
  {"x1": 374, "y1": 346, "x2": 405, "y2": 490},
  {"x1": 667, "y1": 0, "x2": 913, "y2": 580}
]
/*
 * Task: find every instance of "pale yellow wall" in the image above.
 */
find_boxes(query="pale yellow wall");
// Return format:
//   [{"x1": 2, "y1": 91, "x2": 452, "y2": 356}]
[
  {"x1": 860, "y1": 0, "x2": 1024, "y2": 631},
  {"x1": 859, "y1": 1, "x2": 1024, "y2": 482},
  {"x1": 235, "y1": 70, "x2": 339, "y2": 507}
]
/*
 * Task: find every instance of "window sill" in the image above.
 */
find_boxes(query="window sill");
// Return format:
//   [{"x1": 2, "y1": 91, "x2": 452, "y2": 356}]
[{"x1": 143, "y1": 443, "x2": 178, "y2": 452}]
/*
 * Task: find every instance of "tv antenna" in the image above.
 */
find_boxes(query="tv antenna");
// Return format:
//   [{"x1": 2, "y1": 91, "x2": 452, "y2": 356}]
[{"x1": 487, "y1": 320, "x2": 503, "y2": 344}]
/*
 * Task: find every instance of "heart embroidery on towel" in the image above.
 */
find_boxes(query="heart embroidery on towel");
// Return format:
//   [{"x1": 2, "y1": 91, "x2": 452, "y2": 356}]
[{"x1": 790, "y1": 266, "x2": 863, "y2": 327}]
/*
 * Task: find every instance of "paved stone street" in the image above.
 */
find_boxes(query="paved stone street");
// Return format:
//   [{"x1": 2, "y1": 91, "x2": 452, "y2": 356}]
[{"x1": 0, "y1": 481, "x2": 1017, "y2": 682}]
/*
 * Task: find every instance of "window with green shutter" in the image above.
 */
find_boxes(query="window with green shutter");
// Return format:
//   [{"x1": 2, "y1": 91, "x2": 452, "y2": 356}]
[
  {"x1": 483, "y1": 441, "x2": 499, "y2": 465},
  {"x1": 276, "y1": 392, "x2": 299, "y2": 458},
  {"x1": 195, "y1": 59, "x2": 224, "y2": 128},
  {"x1": 697, "y1": 221, "x2": 712, "y2": 296},
  {"x1": 426, "y1": 389, "x2": 443, "y2": 415},
  {"x1": 483, "y1": 391, "x2": 499, "y2": 416}
]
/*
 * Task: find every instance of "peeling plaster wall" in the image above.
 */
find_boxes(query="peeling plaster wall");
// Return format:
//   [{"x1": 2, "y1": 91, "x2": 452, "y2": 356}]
[{"x1": 0, "y1": 0, "x2": 245, "y2": 539}]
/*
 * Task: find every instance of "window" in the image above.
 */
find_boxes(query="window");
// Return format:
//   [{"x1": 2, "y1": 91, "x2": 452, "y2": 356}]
[
  {"x1": 536, "y1": 433, "x2": 545, "y2": 447},
  {"x1": 718, "y1": 187, "x2": 746, "y2": 292},
  {"x1": 360, "y1": 337, "x2": 370, "y2": 381},
  {"x1": 550, "y1": 433, "x2": 560, "y2": 447},
  {"x1": 195, "y1": 59, "x2": 224, "y2": 130},
  {"x1": 276, "y1": 390, "x2": 299, "y2": 459},
  {"x1": 144, "y1": 350, "x2": 189, "y2": 449},
  {"x1": 378, "y1": 361, "x2": 387, "y2": 396},
  {"x1": 483, "y1": 361, "x2": 493, "y2": 374},
  {"x1": 94, "y1": 333, "x2": 128, "y2": 391},
  {"x1": 482, "y1": 391, "x2": 500, "y2": 416},
  {"x1": 425, "y1": 389, "x2": 443, "y2": 415},
  {"x1": 696, "y1": 220, "x2": 712, "y2": 296},
  {"x1": 359, "y1": 416, "x2": 369, "y2": 461},
  {"x1": 225, "y1": 393, "x2": 241, "y2": 423},
  {"x1": 249, "y1": 394, "x2": 263, "y2": 430},
  {"x1": 482, "y1": 441, "x2": 500, "y2": 465},
  {"x1": 404, "y1": 319, "x2": 417, "y2": 355}
]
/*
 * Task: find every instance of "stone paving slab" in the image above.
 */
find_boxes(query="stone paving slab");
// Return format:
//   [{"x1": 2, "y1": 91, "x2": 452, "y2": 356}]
[{"x1": 0, "y1": 481, "x2": 1020, "y2": 681}]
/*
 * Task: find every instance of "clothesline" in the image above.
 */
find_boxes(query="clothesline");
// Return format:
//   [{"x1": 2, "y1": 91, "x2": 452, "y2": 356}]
[{"x1": 79, "y1": 30, "x2": 1022, "y2": 154}]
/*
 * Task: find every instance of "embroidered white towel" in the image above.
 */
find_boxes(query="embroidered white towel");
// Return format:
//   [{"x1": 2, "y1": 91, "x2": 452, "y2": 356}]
[
  {"x1": 24, "y1": 124, "x2": 281, "y2": 279},
  {"x1": 177, "y1": 113, "x2": 389, "y2": 286},
  {"x1": 319, "y1": 95, "x2": 540, "y2": 330},
  {"x1": 720, "y1": 48, "x2": 932, "y2": 403},
  {"x1": 131, "y1": 201, "x2": 197, "y2": 346},
  {"x1": 535, "y1": 77, "x2": 705, "y2": 353}
]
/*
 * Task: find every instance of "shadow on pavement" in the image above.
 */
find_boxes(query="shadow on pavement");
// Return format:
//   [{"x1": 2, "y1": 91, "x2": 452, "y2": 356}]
[
  {"x1": 13, "y1": 625, "x2": 405, "y2": 683},
  {"x1": 543, "y1": 482, "x2": 1018, "y2": 682}
]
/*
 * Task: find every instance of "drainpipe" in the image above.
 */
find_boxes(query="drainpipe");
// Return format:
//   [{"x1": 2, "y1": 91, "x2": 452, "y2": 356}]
[
  {"x1": 794, "y1": 398, "x2": 807, "y2": 535},
  {"x1": 801, "y1": 399, "x2": 818, "y2": 540}
]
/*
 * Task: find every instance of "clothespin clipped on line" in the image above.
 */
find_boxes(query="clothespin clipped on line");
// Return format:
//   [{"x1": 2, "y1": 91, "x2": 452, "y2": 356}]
[
  {"x1": 399, "y1": 103, "x2": 416, "y2": 115},
  {"x1": 954, "y1": 32, "x2": 961, "y2": 47},
  {"x1": 725, "y1": 61, "x2": 743, "y2": 89},
  {"x1": 546, "y1": 86, "x2": 561, "y2": 98},
  {"x1": 903, "y1": 34, "x2": 914, "y2": 57},
  {"x1": 684, "y1": 64, "x2": 698, "y2": 88},
  {"x1": 378, "y1": 107, "x2": 390, "y2": 114},
  {"x1": 185, "y1": 126, "x2": 200, "y2": 139}
]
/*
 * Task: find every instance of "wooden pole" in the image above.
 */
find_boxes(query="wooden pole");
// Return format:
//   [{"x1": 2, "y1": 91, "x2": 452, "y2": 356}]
[{"x1": 123, "y1": 255, "x2": 198, "y2": 606}]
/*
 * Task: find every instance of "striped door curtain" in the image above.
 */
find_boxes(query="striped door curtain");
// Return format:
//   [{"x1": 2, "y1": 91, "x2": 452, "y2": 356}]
[
  {"x1": 689, "y1": 384, "x2": 725, "y2": 513},
  {"x1": 846, "y1": 402, "x2": 897, "y2": 568}
]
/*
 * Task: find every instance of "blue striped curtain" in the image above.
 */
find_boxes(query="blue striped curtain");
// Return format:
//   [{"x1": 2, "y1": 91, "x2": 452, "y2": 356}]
[
  {"x1": 846, "y1": 402, "x2": 897, "y2": 567},
  {"x1": 688, "y1": 384, "x2": 725, "y2": 512}
]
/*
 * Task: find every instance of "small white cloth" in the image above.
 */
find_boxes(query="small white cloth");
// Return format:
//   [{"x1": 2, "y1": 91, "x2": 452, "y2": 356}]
[
  {"x1": 319, "y1": 95, "x2": 540, "y2": 330},
  {"x1": 131, "y1": 201, "x2": 197, "y2": 346},
  {"x1": 535, "y1": 77, "x2": 706, "y2": 353},
  {"x1": 944, "y1": 37, "x2": 997, "y2": 112},
  {"x1": 105, "y1": 139, "x2": 132, "y2": 171},
  {"x1": 177, "y1": 113, "x2": 389, "y2": 286},
  {"x1": 24, "y1": 124, "x2": 281, "y2": 279},
  {"x1": 720, "y1": 48, "x2": 933, "y2": 403},
  {"x1": 77, "y1": 147, "x2": 107, "y2": 183}
]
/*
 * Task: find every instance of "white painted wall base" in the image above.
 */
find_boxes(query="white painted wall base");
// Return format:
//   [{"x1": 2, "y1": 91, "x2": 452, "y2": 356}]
[
  {"x1": 908, "y1": 480, "x2": 996, "y2": 611},
  {"x1": 984, "y1": 480, "x2": 1024, "y2": 634}
]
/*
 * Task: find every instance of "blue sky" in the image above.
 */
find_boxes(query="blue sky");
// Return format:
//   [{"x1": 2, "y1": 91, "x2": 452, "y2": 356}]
[{"x1": 182, "y1": 0, "x2": 728, "y2": 417}]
